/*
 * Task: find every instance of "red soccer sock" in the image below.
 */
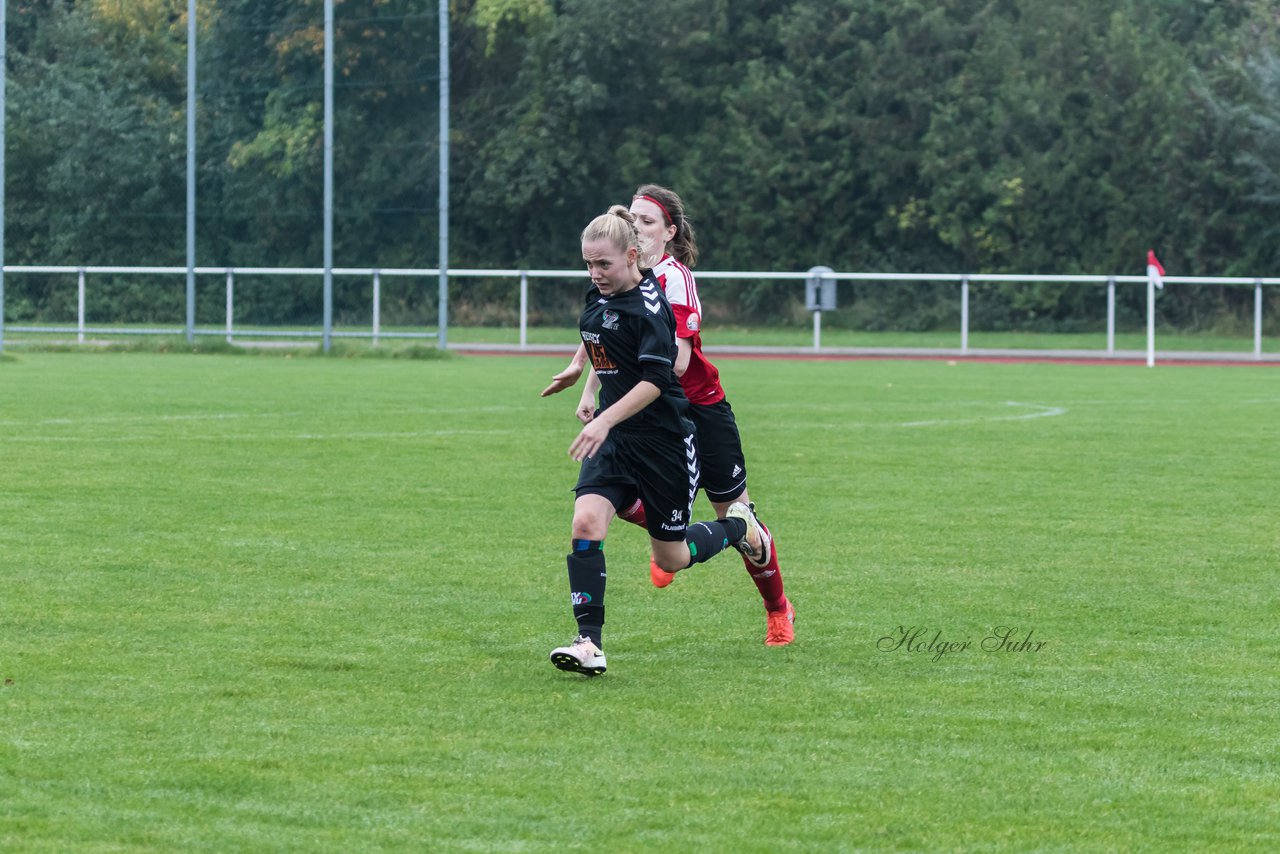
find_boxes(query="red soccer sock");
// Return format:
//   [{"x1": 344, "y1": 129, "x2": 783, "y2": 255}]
[
  {"x1": 617, "y1": 498, "x2": 647, "y2": 527},
  {"x1": 743, "y1": 524, "x2": 787, "y2": 611}
]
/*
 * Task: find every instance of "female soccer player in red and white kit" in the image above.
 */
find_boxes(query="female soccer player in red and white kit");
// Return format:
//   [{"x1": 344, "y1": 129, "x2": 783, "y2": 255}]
[{"x1": 542, "y1": 185, "x2": 795, "y2": 646}]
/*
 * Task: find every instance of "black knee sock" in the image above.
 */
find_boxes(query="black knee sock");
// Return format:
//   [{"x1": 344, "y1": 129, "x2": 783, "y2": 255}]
[
  {"x1": 683, "y1": 518, "x2": 747, "y2": 568},
  {"x1": 567, "y1": 540, "x2": 606, "y2": 647}
]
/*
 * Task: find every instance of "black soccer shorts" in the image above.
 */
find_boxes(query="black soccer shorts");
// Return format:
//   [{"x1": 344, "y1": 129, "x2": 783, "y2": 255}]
[
  {"x1": 574, "y1": 426, "x2": 699, "y2": 542},
  {"x1": 688, "y1": 398, "x2": 748, "y2": 503}
]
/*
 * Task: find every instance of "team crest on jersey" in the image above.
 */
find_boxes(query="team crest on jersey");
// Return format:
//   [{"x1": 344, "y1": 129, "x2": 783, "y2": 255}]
[
  {"x1": 686, "y1": 313, "x2": 700, "y2": 332},
  {"x1": 602, "y1": 309, "x2": 619, "y2": 330}
]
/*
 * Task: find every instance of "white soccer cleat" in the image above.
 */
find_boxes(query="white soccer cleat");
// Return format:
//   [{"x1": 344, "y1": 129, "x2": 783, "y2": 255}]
[
  {"x1": 726, "y1": 501, "x2": 772, "y2": 568},
  {"x1": 549, "y1": 636, "x2": 607, "y2": 677}
]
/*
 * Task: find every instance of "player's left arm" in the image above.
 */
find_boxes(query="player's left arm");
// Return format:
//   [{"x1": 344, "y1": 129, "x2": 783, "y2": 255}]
[{"x1": 575, "y1": 369, "x2": 601, "y2": 424}]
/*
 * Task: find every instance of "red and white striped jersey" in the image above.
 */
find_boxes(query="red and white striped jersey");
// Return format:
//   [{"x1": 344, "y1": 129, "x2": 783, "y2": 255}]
[{"x1": 651, "y1": 254, "x2": 725, "y2": 406}]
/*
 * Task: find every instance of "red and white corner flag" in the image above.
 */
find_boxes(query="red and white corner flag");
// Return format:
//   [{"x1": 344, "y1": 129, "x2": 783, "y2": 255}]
[
  {"x1": 1145, "y1": 249, "x2": 1165, "y2": 367},
  {"x1": 1147, "y1": 249, "x2": 1165, "y2": 289}
]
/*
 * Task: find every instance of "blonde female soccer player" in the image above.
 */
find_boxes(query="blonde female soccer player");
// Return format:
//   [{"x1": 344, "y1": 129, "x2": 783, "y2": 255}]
[
  {"x1": 548, "y1": 206, "x2": 764, "y2": 677},
  {"x1": 543, "y1": 187, "x2": 795, "y2": 647}
]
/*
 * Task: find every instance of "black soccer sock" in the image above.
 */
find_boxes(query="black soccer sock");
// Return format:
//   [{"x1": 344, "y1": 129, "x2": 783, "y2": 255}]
[
  {"x1": 682, "y1": 518, "x2": 748, "y2": 568},
  {"x1": 567, "y1": 540, "x2": 606, "y2": 647}
]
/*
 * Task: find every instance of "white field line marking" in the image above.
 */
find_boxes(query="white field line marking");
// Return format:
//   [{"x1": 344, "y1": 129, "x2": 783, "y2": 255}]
[
  {"x1": 0, "y1": 412, "x2": 305, "y2": 428},
  {"x1": 0, "y1": 404, "x2": 524, "y2": 429},
  {"x1": 2, "y1": 429, "x2": 507, "y2": 444},
  {"x1": 287, "y1": 430, "x2": 507, "y2": 441},
  {"x1": 754, "y1": 397, "x2": 1269, "y2": 412},
  {"x1": 897, "y1": 401, "x2": 1067, "y2": 428}
]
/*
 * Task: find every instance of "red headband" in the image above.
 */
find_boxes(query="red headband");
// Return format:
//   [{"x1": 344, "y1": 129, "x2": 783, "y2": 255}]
[{"x1": 635, "y1": 195, "x2": 674, "y2": 227}]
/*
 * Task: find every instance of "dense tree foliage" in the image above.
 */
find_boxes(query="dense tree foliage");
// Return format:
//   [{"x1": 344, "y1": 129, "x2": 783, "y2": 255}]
[{"x1": 5, "y1": 0, "x2": 1279, "y2": 330}]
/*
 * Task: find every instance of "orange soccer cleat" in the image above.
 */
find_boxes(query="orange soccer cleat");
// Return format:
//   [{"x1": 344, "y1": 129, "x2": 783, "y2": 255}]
[
  {"x1": 649, "y1": 554, "x2": 675, "y2": 588},
  {"x1": 764, "y1": 598, "x2": 796, "y2": 647}
]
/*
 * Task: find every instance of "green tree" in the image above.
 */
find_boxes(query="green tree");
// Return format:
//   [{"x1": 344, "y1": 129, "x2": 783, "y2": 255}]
[
  {"x1": 6, "y1": 0, "x2": 1279, "y2": 331},
  {"x1": 8, "y1": 0, "x2": 186, "y2": 266},
  {"x1": 1231, "y1": 49, "x2": 1280, "y2": 265}
]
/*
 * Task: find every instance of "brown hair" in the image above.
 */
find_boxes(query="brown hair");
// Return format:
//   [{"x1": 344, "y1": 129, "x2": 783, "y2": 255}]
[{"x1": 633, "y1": 184, "x2": 699, "y2": 268}]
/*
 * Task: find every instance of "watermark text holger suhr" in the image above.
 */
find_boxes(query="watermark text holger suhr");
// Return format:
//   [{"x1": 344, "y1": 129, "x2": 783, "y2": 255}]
[{"x1": 878, "y1": 626, "x2": 1048, "y2": 662}]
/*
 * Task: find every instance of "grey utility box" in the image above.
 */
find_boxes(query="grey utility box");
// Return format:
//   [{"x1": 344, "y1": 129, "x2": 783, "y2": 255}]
[{"x1": 805, "y1": 266, "x2": 836, "y2": 311}]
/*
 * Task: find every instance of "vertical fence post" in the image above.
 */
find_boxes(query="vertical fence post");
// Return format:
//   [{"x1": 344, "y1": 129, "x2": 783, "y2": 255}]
[
  {"x1": 226, "y1": 269, "x2": 234, "y2": 344},
  {"x1": 519, "y1": 271, "x2": 528, "y2": 350},
  {"x1": 960, "y1": 275, "x2": 970, "y2": 354},
  {"x1": 77, "y1": 268, "x2": 86, "y2": 344},
  {"x1": 1146, "y1": 274, "x2": 1156, "y2": 368},
  {"x1": 372, "y1": 270, "x2": 381, "y2": 347},
  {"x1": 1255, "y1": 279, "x2": 1263, "y2": 360},
  {"x1": 1106, "y1": 276, "x2": 1116, "y2": 354}
]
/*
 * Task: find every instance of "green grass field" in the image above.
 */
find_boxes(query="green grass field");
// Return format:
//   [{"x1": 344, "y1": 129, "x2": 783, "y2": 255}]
[
  {"x1": 2, "y1": 351, "x2": 1277, "y2": 851},
  {"x1": 440, "y1": 325, "x2": 1280, "y2": 354},
  {"x1": 5, "y1": 323, "x2": 1277, "y2": 355}
]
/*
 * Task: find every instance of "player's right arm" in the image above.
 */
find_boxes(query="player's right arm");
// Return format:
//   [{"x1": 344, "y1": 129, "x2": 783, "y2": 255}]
[{"x1": 673, "y1": 336, "x2": 692, "y2": 377}]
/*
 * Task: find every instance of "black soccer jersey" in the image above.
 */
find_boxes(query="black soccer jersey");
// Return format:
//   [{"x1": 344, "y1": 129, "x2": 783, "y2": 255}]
[{"x1": 579, "y1": 271, "x2": 691, "y2": 435}]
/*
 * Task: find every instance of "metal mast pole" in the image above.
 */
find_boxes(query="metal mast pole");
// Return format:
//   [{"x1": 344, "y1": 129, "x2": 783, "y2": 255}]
[
  {"x1": 437, "y1": 0, "x2": 449, "y2": 349},
  {"x1": 322, "y1": 0, "x2": 334, "y2": 352},
  {"x1": 0, "y1": 0, "x2": 7, "y2": 354},
  {"x1": 185, "y1": 0, "x2": 196, "y2": 343}
]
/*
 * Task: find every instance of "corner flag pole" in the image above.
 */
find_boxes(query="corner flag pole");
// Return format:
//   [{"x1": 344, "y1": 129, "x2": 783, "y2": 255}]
[{"x1": 1145, "y1": 249, "x2": 1165, "y2": 368}]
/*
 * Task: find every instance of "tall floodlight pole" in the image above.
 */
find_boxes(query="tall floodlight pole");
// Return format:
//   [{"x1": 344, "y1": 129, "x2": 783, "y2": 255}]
[
  {"x1": 437, "y1": 0, "x2": 449, "y2": 349},
  {"x1": 185, "y1": 0, "x2": 196, "y2": 344},
  {"x1": 0, "y1": 0, "x2": 7, "y2": 355},
  {"x1": 322, "y1": 0, "x2": 334, "y2": 353}
]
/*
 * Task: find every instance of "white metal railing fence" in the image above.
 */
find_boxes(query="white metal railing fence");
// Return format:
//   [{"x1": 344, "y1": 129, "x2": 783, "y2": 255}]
[{"x1": 1, "y1": 265, "x2": 1276, "y2": 363}]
